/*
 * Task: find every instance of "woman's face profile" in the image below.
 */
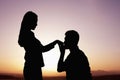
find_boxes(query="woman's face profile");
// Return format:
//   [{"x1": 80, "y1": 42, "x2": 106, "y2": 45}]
[{"x1": 30, "y1": 17, "x2": 38, "y2": 30}]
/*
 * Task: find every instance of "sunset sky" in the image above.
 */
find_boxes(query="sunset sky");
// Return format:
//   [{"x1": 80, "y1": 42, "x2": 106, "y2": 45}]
[{"x1": 0, "y1": 0, "x2": 120, "y2": 76}]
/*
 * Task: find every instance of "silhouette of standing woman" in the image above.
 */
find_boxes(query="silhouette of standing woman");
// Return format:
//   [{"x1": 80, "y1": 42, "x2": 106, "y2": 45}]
[{"x1": 18, "y1": 11, "x2": 58, "y2": 80}]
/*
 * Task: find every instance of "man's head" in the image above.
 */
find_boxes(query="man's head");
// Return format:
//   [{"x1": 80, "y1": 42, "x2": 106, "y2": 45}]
[{"x1": 64, "y1": 30, "x2": 79, "y2": 49}]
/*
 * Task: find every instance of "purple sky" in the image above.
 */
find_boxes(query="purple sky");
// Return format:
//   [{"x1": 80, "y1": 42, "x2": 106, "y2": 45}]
[{"x1": 0, "y1": 0, "x2": 120, "y2": 74}]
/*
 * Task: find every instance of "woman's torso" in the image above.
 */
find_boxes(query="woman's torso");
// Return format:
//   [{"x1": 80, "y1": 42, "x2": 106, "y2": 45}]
[{"x1": 23, "y1": 31, "x2": 44, "y2": 67}]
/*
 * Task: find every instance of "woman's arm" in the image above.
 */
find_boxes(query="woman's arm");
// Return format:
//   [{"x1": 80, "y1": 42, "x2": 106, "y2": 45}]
[{"x1": 42, "y1": 40, "x2": 59, "y2": 52}]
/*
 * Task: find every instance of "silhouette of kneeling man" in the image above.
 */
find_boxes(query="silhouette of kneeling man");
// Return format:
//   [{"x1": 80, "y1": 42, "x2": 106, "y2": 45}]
[{"x1": 57, "y1": 30, "x2": 92, "y2": 80}]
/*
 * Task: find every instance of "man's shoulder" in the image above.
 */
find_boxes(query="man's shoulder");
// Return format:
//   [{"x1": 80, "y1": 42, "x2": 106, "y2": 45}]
[
  {"x1": 78, "y1": 49, "x2": 85, "y2": 54},
  {"x1": 77, "y1": 49, "x2": 87, "y2": 57}
]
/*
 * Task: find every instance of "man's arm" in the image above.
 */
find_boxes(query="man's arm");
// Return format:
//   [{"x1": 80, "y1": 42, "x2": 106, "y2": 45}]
[
  {"x1": 57, "y1": 41, "x2": 66, "y2": 72},
  {"x1": 57, "y1": 53, "x2": 66, "y2": 72}
]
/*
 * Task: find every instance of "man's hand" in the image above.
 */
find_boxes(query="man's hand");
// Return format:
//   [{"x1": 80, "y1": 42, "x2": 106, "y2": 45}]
[{"x1": 56, "y1": 40, "x2": 65, "y2": 56}]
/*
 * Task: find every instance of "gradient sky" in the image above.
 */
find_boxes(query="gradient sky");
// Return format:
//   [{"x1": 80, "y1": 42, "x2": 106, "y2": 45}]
[{"x1": 0, "y1": 0, "x2": 120, "y2": 76}]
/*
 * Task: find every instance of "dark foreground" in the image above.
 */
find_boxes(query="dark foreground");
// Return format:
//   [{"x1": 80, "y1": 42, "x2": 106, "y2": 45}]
[{"x1": 0, "y1": 74, "x2": 120, "y2": 80}]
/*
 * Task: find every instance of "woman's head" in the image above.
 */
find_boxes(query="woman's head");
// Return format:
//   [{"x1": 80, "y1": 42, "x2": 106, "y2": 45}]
[
  {"x1": 18, "y1": 11, "x2": 38, "y2": 47},
  {"x1": 21, "y1": 11, "x2": 38, "y2": 30}
]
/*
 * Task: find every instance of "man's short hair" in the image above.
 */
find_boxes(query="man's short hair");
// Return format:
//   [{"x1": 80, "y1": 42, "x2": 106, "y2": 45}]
[{"x1": 65, "y1": 30, "x2": 79, "y2": 45}]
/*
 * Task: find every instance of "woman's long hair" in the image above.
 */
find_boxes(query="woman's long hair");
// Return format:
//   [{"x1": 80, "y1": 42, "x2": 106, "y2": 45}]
[{"x1": 18, "y1": 11, "x2": 37, "y2": 47}]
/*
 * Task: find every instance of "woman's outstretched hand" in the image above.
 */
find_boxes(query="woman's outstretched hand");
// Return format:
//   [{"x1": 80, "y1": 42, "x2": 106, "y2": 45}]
[{"x1": 56, "y1": 40, "x2": 65, "y2": 55}]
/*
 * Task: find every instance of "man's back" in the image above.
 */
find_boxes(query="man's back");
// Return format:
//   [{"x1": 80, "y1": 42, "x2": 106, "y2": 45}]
[{"x1": 64, "y1": 47, "x2": 92, "y2": 80}]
